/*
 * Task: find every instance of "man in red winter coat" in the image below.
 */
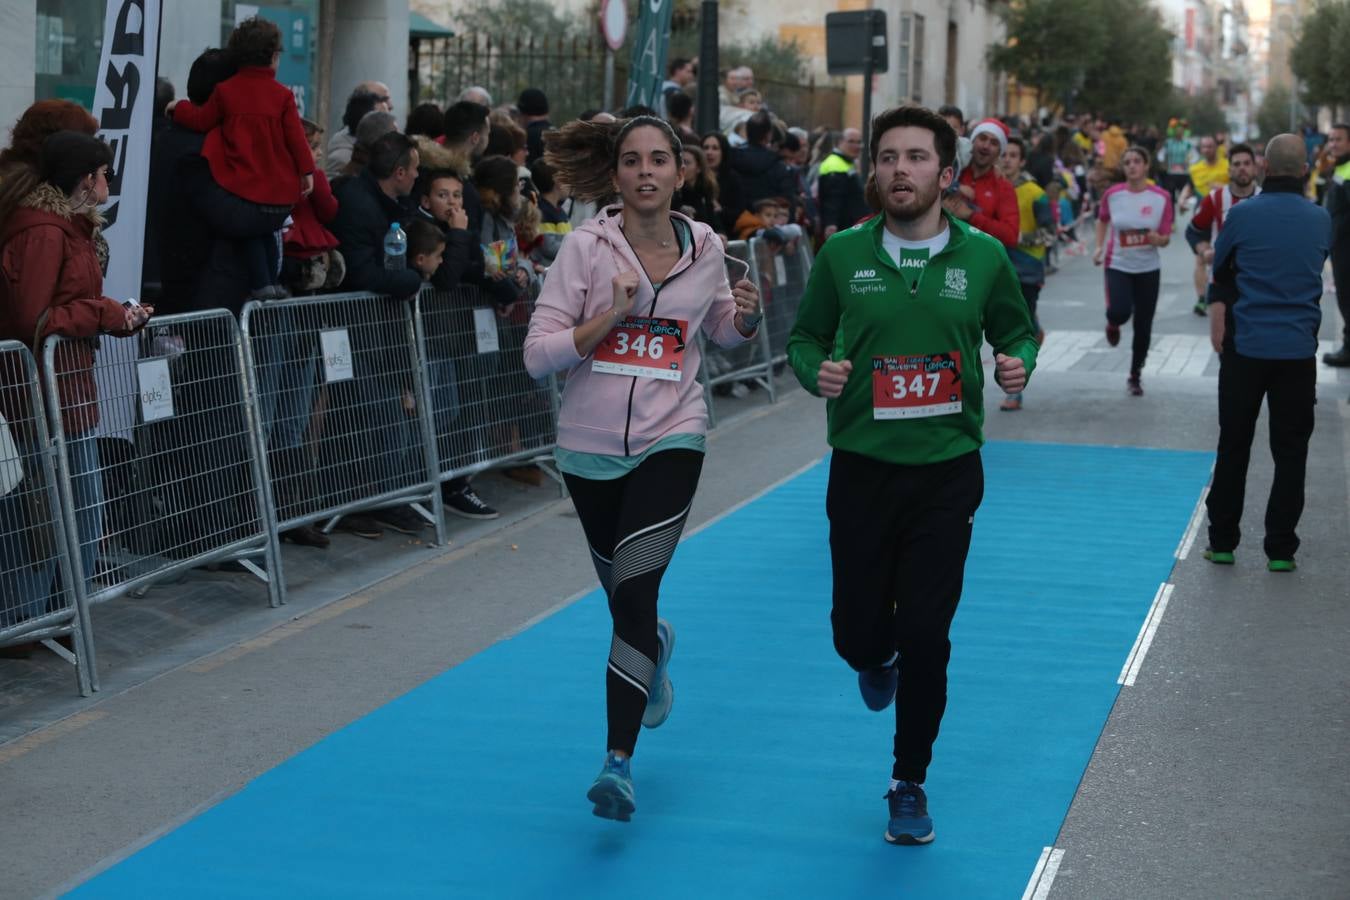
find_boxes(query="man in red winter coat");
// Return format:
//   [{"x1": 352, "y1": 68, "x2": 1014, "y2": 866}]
[{"x1": 944, "y1": 118, "x2": 1020, "y2": 250}]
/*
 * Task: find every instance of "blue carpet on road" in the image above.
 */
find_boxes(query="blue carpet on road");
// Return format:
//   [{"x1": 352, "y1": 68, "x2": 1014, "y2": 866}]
[{"x1": 71, "y1": 441, "x2": 1213, "y2": 899}]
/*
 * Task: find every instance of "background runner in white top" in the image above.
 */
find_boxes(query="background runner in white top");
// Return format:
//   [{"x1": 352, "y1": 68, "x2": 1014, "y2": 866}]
[{"x1": 1098, "y1": 183, "x2": 1173, "y2": 273}]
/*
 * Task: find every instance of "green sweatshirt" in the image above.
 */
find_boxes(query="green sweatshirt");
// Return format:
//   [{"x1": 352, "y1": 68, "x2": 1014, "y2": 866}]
[{"x1": 788, "y1": 212, "x2": 1039, "y2": 466}]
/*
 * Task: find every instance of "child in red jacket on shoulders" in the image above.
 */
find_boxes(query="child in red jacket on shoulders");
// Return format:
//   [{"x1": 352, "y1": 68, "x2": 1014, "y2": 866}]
[{"x1": 171, "y1": 16, "x2": 313, "y2": 300}]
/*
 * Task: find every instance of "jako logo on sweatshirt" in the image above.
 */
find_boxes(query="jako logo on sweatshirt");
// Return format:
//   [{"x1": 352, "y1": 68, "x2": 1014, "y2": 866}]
[{"x1": 849, "y1": 268, "x2": 885, "y2": 295}]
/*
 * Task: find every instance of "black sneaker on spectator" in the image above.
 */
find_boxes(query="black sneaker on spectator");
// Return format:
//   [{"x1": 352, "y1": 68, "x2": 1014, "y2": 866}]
[
  {"x1": 445, "y1": 485, "x2": 499, "y2": 520},
  {"x1": 335, "y1": 514, "x2": 383, "y2": 539},
  {"x1": 373, "y1": 505, "x2": 429, "y2": 535}
]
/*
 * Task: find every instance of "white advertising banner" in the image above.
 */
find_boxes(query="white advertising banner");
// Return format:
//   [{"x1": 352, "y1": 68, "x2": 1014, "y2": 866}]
[{"x1": 91, "y1": 0, "x2": 162, "y2": 440}]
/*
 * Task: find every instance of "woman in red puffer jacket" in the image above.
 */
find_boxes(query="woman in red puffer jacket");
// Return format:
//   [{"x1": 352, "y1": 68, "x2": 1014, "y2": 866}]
[{"x1": 0, "y1": 131, "x2": 151, "y2": 617}]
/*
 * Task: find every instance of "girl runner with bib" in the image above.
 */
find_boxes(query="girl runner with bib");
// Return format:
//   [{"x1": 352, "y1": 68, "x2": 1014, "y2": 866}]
[
  {"x1": 523, "y1": 115, "x2": 761, "y2": 822},
  {"x1": 1094, "y1": 145, "x2": 1173, "y2": 396}
]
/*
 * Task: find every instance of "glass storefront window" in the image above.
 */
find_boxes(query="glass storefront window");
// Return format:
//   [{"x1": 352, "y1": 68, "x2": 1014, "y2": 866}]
[{"x1": 35, "y1": 0, "x2": 105, "y2": 109}]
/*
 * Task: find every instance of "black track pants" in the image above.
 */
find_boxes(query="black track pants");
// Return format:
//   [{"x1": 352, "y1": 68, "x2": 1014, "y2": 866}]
[
  {"x1": 825, "y1": 448, "x2": 984, "y2": 784},
  {"x1": 1105, "y1": 268, "x2": 1161, "y2": 374},
  {"x1": 1206, "y1": 350, "x2": 1316, "y2": 559},
  {"x1": 564, "y1": 449, "x2": 703, "y2": 756}
]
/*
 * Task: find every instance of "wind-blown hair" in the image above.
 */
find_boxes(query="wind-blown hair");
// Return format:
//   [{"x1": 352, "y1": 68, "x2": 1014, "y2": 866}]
[{"x1": 543, "y1": 115, "x2": 683, "y2": 204}]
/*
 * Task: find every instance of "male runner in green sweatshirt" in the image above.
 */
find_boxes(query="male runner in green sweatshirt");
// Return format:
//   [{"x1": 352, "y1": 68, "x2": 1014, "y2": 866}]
[{"x1": 787, "y1": 104, "x2": 1038, "y2": 846}]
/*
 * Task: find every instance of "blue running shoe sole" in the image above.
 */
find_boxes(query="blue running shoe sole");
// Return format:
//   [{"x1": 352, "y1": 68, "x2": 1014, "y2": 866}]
[{"x1": 587, "y1": 776, "x2": 635, "y2": 822}]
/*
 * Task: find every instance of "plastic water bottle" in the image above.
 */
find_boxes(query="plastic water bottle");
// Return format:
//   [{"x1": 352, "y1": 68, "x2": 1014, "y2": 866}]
[{"x1": 383, "y1": 221, "x2": 407, "y2": 270}]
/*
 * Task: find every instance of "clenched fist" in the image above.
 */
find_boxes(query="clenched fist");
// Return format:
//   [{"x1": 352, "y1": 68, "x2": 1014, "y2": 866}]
[
  {"x1": 817, "y1": 359, "x2": 853, "y2": 398},
  {"x1": 611, "y1": 270, "x2": 639, "y2": 320},
  {"x1": 994, "y1": 353, "x2": 1026, "y2": 394}
]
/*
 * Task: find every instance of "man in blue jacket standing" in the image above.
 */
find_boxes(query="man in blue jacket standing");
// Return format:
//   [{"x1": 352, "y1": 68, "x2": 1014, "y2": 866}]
[{"x1": 1203, "y1": 134, "x2": 1330, "y2": 572}]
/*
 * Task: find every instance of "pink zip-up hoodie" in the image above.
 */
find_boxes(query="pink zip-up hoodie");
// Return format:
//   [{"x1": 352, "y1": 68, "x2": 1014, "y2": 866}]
[{"x1": 524, "y1": 206, "x2": 751, "y2": 456}]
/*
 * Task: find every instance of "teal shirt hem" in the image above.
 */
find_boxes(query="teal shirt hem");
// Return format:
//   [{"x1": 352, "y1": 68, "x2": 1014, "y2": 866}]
[{"x1": 555, "y1": 433, "x2": 707, "y2": 480}]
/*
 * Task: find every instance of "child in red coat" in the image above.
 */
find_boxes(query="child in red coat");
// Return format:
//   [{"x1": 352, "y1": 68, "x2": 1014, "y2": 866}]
[
  {"x1": 282, "y1": 120, "x2": 344, "y2": 292},
  {"x1": 171, "y1": 16, "x2": 314, "y2": 299}
]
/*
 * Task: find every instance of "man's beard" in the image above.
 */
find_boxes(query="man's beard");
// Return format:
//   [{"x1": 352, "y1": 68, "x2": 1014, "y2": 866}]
[
  {"x1": 882, "y1": 177, "x2": 941, "y2": 223},
  {"x1": 1232, "y1": 174, "x2": 1254, "y2": 189}
]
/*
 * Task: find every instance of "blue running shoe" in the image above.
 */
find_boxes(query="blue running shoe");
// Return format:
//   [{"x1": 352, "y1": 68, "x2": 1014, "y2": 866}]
[
  {"x1": 884, "y1": 781, "x2": 934, "y2": 844},
  {"x1": 858, "y1": 662, "x2": 898, "y2": 711},
  {"x1": 587, "y1": 752, "x2": 635, "y2": 822},
  {"x1": 643, "y1": 618, "x2": 676, "y2": 728}
]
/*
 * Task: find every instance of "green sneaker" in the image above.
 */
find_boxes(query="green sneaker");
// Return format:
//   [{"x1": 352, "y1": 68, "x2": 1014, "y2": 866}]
[
  {"x1": 1203, "y1": 549, "x2": 1235, "y2": 565},
  {"x1": 1267, "y1": 559, "x2": 1296, "y2": 572}
]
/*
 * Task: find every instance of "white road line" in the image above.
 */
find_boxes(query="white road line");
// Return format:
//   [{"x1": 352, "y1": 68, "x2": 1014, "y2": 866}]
[
  {"x1": 1119, "y1": 583, "x2": 1174, "y2": 686},
  {"x1": 1032, "y1": 331, "x2": 1347, "y2": 384},
  {"x1": 1022, "y1": 847, "x2": 1067, "y2": 900},
  {"x1": 1175, "y1": 487, "x2": 1209, "y2": 560}
]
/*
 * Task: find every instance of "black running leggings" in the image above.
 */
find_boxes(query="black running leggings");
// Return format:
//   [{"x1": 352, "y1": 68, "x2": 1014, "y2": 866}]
[
  {"x1": 1104, "y1": 268, "x2": 1161, "y2": 374},
  {"x1": 564, "y1": 448, "x2": 704, "y2": 756}
]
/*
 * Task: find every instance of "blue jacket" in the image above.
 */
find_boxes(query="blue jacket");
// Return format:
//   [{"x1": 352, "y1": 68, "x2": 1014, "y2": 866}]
[{"x1": 1210, "y1": 178, "x2": 1329, "y2": 359}]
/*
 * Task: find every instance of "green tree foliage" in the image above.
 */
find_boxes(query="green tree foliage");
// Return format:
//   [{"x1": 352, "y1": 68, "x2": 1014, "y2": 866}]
[
  {"x1": 988, "y1": 0, "x2": 1109, "y2": 108},
  {"x1": 1290, "y1": 2, "x2": 1350, "y2": 108},
  {"x1": 992, "y1": 0, "x2": 1173, "y2": 122},
  {"x1": 1256, "y1": 85, "x2": 1294, "y2": 140},
  {"x1": 450, "y1": 0, "x2": 585, "y2": 41},
  {"x1": 1175, "y1": 89, "x2": 1228, "y2": 137},
  {"x1": 667, "y1": 32, "x2": 810, "y2": 86}
]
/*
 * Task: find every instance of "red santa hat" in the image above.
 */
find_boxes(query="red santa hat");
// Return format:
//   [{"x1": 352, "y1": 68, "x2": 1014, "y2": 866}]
[{"x1": 969, "y1": 118, "x2": 1010, "y2": 150}]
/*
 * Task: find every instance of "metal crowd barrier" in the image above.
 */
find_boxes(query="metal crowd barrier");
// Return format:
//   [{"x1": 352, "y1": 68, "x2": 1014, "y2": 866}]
[
  {"x1": 0, "y1": 341, "x2": 91, "y2": 695},
  {"x1": 414, "y1": 288, "x2": 560, "y2": 485},
  {"x1": 699, "y1": 240, "x2": 777, "y2": 426},
  {"x1": 43, "y1": 311, "x2": 283, "y2": 690},
  {"x1": 750, "y1": 234, "x2": 814, "y2": 364},
  {"x1": 240, "y1": 292, "x2": 446, "y2": 546},
  {"x1": 7, "y1": 288, "x2": 566, "y2": 695}
]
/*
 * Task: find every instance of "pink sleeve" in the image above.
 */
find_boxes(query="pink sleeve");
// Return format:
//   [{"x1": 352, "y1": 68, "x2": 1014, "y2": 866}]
[
  {"x1": 1156, "y1": 188, "x2": 1174, "y2": 235},
  {"x1": 701, "y1": 259, "x2": 750, "y2": 348},
  {"x1": 524, "y1": 232, "x2": 590, "y2": 377}
]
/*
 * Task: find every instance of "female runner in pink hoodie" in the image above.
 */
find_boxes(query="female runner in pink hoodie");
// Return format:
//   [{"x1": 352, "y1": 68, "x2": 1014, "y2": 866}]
[{"x1": 524, "y1": 116, "x2": 762, "y2": 821}]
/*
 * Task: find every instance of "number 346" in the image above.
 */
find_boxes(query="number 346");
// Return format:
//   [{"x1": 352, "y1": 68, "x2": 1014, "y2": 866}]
[{"x1": 613, "y1": 333, "x2": 665, "y2": 359}]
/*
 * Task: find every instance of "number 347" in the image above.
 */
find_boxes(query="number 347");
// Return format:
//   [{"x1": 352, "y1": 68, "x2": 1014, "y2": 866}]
[
  {"x1": 889, "y1": 372, "x2": 940, "y2": 399},
  {"x1": 613, "y1": 333, "x2": 665, "y2": 359}
]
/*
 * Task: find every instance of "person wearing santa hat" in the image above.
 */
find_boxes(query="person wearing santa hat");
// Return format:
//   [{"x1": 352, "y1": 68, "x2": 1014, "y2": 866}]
[{"x1": 942, "y1": 118, "x2": 1020, "y2": 251}]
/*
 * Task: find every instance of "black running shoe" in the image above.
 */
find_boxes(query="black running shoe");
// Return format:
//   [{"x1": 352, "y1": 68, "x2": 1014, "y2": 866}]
[{"x1": 445, "y1": 485, "x2": 499, "y2": 520}]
